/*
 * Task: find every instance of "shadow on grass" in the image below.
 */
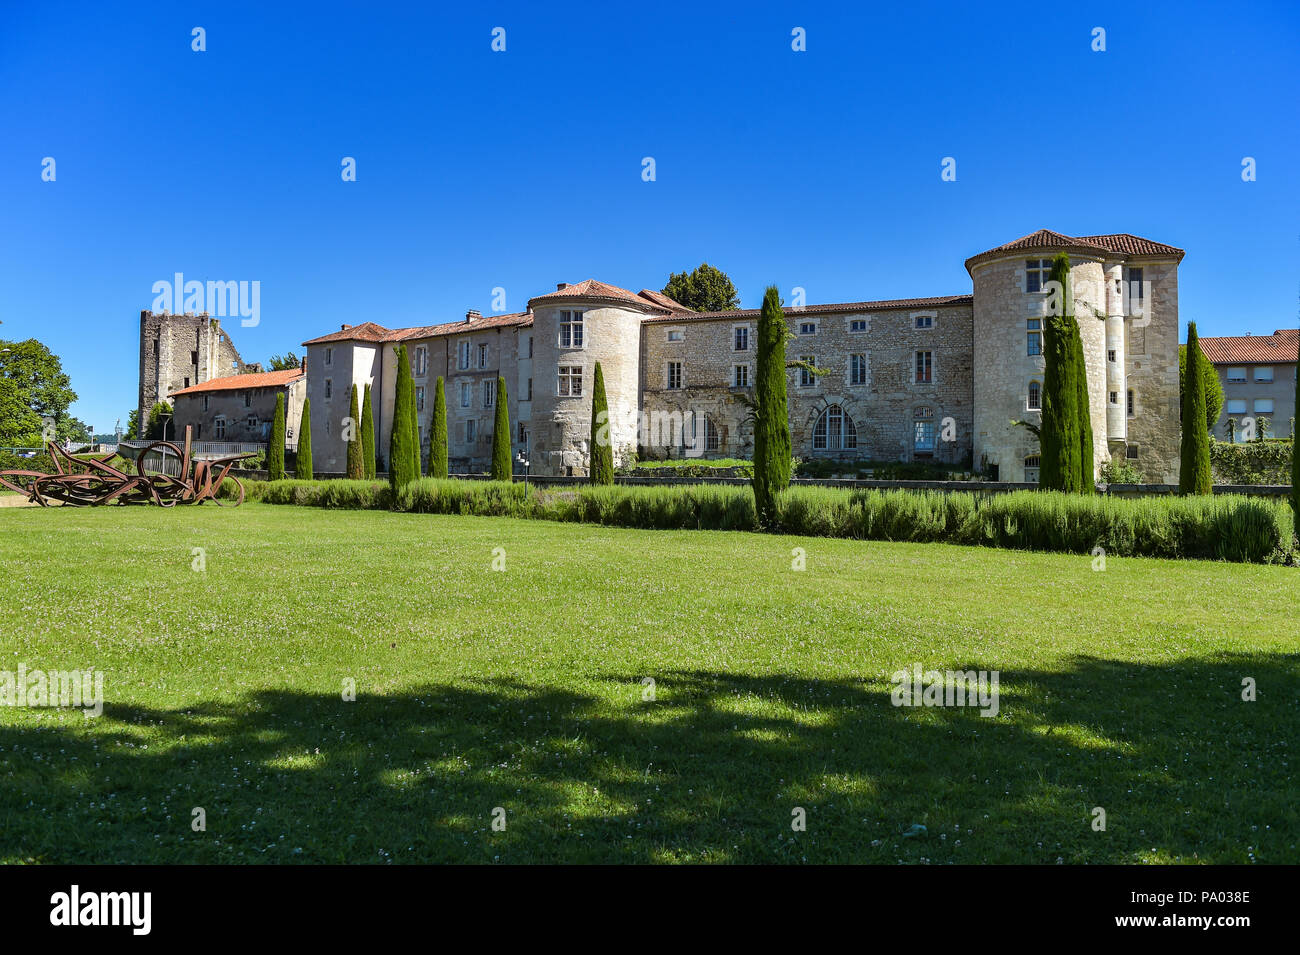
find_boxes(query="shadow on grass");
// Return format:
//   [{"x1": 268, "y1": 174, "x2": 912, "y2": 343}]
[{"x1": 2, "y1": 654, "x2": 1296, "y2": 863}]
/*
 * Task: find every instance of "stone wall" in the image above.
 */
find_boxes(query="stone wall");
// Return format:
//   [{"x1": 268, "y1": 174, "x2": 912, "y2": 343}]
[
  {"x1": 171, "y1": 378, "x2": 304, "y2": 449},
  {"x1": 138, "y1": 311, "x2": 253, "y2": 428}
]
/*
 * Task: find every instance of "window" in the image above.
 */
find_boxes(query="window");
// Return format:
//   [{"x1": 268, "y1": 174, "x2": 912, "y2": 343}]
[
  {"x1": 1024, "y1": 455, "x2": 1041, "y2": 484},
  {"x1": 1255, "y1": 366, "x2": 1274, "y2": 382},
  {"x1": 324, "y1": 379, "x2": 332, "y2": 399},
  {"x1": 245, "y1": 414, "x2": 258, "y2": 429},
  {"x1": 733, "y1": 327, "x2": 749, "y2": 351},
  {"x1": 1107, "y1": 349, "x2": 1116, "y2": 363},
  {"x1": 478, "y1": 343, "x2": 488, "y2": 369},
  {"x1": 799, "y1": 356, "x2": 816, "y2": 388},
  {"x1": 244, "y1": 391, "x2": 252, "y2": 408},
  {"x1": 483, "y1": 380, "x2": 494, "y2": 408},
  {"x1": 667, "y1": 362, "x2": 683, "y2": 390},
  {"x1": 914, "y1": 314, "x2": 934, "y2": 329},
  {"x1": 849, "y1": 319, "x2": 867, "y2": 333},
  {"x1": 458, "y1": 342, "x2": 471, "y2": 370},
  {"x1": 460, "y1": 382, "x2": 471, "y2": 407},
  {"x1": 1227, "y1": 367, "x2": 1246, "y2": 383},
  {"x1": 850, "y1": 354, "x2": 868, "y2": 386},
  {"x1": 559, "y1": 310, "x2": 584, "y2": 348},
  {"x1": 667, "y1": 329, "x2": 683, "y2": 342},
  {"x1": 1109, "y1": 391, "x2": 1118, "y2": 405},
  {"x1": 527, "y1": 336, "x2": 534, "y2": 358},
  {"x1": 414, "y1": 347, "x2": 427, "y2": 376},
  {"x1": 812, "y1": 405, "x2": 857, "y2": 451},
  {"x1": 704, "y1": 415, "x2": 720, "y2": 452},
  {"x1": 915, "y1": 351, "x2": 933, "y2": 383},
  {"x1": 526, "y1": 378, "x2": 533, "y2": 401},
  {"x1": 1025, "y1": 259, "x2": 1053, "y2": 293},
  {"x1": 1254, "y1": 399, "x2": 1274, "y2": 414},
  {"x1": 415, "y1": 386, "x2": 425, "y2": 412},
  {"x1": 1123, "y1": 266, "x2": 1144, "y2": 307},
  {"x1": 465, "y1": 420, "x2": 476, "y2": 444},
  {"x1": 1126, "y1": 445, "x2": 1138, "y2": 459},
  {"x1": 214, "y1": 417, "x2": 226, "y2": 439},
  {"x1": 1027, "y1": 380, "x2": 1042, "y2": 410},
  {"x1": 202, "y1": 395, "x2": 209, "y2": 412},
  {"x1": 1127, "y1": 389, "x2": 1135, "y2": 417},
  {"x1": 183, "y1": 377, "x2": 190, "y2": 388},
  {"x1": 558, "y1": 366, "x2": 582, "y2": 396},
  {"x1": 190, "y1": 350, "x2": 198, "y2": 365},
  {"x1": 733, "y1": 365, "x2": 750, "y2": 388},
  {"x1": 518, "y1": 423, "x2": 527, "y2": 444},
  {"x1": 1027, "y1": 318, "x2": 1042, "y2": 356},
  {"x1": 1226, "y1": 399, "x2": 1247, "y2": 414},
  {"x1": 799, "y1": 322, "x2": 816, "y2": 336},
  {"x1": 325, "y1": 347, "x2": 333, "y2": 365},
  {"x1": 913, "y1": 419, "x2": 936, "y2": 453}
]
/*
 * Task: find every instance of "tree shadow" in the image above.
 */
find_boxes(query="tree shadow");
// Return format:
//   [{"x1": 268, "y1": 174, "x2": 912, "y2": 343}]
[{"x1": 2, "y1": 653, "x2": 1295, "y2": 863}]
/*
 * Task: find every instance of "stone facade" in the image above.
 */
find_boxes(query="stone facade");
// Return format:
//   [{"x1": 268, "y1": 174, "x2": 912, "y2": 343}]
[
  {"x1": 138, "y1": 310, "x2": 258, "y2": 428},
  {"x1": 299, "y1": 230, "x2": 1186, "y2": 482},
  {"x1": 169, "y1": 368, "x2": 306, "y2": 450}
]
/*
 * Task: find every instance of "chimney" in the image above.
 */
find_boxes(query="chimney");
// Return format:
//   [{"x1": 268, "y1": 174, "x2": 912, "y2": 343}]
[
  {"x1": 466, "y1": 309, "x2": 480, "y2": 323},
  {"x1": 300, "y1": 356, "x2": 307, "y2": 372},
  {"x1": 341, "y1": 324, "x2": 351, "y2": 331},
  {"x1": 556, "y1": 283, "x2": 568, "y2": 291}
]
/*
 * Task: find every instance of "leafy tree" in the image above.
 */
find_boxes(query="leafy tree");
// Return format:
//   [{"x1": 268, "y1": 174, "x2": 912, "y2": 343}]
[
  {"x1": 388, "y1": 345, "x2": 417, "y2": 490},
  {"x1": 362, "y1": 384, "x2": 376, "y2": 478},
  {"x1": 268, "y1": 351, "x2": 301, "y2": 371},
  {"x1": 1179, "y1": 341, "x2": 1224, "y2": 433},
  {"x1": 346, "y1": 385, "x2": 364, "y2": 479},
  {"x1": 268, "y1": 394, "x2": 287, "y2": 480},
  {"x1": 752, "y1": 285, "x2": 791, "y2": 524},
  {"x1": 588, "y1": 361, "x2": 614, "y2": 484},
  {"x1": 662, "y1": 263, "x2": 741, "y2": 313},
  {"x1": 145, "y1": 401, "x2": 173, "y2": 441},
  {"x1": 1179, "y1": 322, "x2": 1212, "y2": 494},
  {"x1": 0, "y1": 338, "x2": 80, "y2": 443},
  {"x1": 430, "y1": 376, "x2": 448, "y2": 478},
  {"x1": 1039, "y1": 254, "x2": 1085, "y2": 492},
  {"x1": 491, "y1": 377, "x2": 512, "y2": 481},
  {"x1": 297, "y1": 397, "x2": 313, "y2": 479},
  {"x1": 124, "y1": 408, "x2": 141, "y2": 440}
]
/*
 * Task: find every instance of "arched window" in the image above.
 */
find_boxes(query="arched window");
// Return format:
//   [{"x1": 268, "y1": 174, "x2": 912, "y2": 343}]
[
  {"x1": 704, "y1": 415, "x2": 720, "y2": 452},
  {"x1": 812, "y1": 405, "x2": 857, "y2": 451},
  {"x1": 1027, "y1": 380, "x2": 1042, "y2": 410}
]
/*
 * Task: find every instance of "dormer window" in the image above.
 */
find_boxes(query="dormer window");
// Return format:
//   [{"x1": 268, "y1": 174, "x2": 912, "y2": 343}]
[{"x1": 559, "y1": 311, "x2": 584, "y2": 348}]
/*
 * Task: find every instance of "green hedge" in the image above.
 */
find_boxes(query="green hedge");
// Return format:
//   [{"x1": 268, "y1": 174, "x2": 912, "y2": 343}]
[
  {"x1": 1209, "y1": 439, "x2": 1293, "y2": 486},
  {"x1": 223, "y1": 478, "x2": 1295, "y2": 563}
]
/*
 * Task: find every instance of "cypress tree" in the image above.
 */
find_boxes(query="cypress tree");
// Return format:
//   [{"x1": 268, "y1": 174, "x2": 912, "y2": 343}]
[
  {"x1": 388, "y1": 344, "x2": 417, "y2": 490},
  {"x1": 1071, "y1": 322, "x2": 1095, "y2": 493},
  {"x1": 491, "y1": 376, "x2": 512, "y2": 481},
  {"x1": 1179, "y1": 322, "x2": 1212, "y2": 494},
  {"x1": 297, "y1": 397, "x2": 313, "y2": 480},
  {"x1": 430, "y1": 376, "x2": 448, "y2": 478},
  {"x1": 361, "y1": 384, "x2": 376, "y2": 478},
  {"x1": 589, "y1": 361, "x2": 614, "y2": 484},
  {"x1": 267, "y1": 393, "x2": 287, "y2": 480},
  {"x1": 753, "y1": 285, "x2": 791, "y2": 524},
  {"x1": 1039, "y1": 254, "x2": 1082, "y2": 492},
  {"x1": 409, "y1": 377, "x2": 422, "y2": 478},
  {"x1": 346, "y1": 385, "x2": 363, "y2": 479}
]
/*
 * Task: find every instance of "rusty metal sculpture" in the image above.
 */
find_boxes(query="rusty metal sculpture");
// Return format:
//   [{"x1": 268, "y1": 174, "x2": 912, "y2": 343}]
[{"x1": 0, "y1": 427, "x2": 253, "y2": 507}]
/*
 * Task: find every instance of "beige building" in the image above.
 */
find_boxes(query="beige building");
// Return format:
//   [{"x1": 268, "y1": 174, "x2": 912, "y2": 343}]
[
  {"x1": 1200, "y1": 329, "x2": 1298, "y2": 441},
  {"x1": 300, "y1": 229, "x2": 1186, "y2": 482},
  {"x1": 169, "y1": 366, "x2": 307, "y2": 449}
]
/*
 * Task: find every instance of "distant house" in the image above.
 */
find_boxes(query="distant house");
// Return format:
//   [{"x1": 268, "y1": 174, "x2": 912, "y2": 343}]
[
  {"x1": 1199, "y1": 330, "x2": 1298, "y2": 440},
  {"x1": 169, "y1": 365, "x2": 307, "y2": 448}
]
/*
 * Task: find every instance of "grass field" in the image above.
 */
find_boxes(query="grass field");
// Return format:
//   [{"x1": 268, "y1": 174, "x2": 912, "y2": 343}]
[{"x1": 1, "y1": 503, "x2": 1296, "y2": 864}]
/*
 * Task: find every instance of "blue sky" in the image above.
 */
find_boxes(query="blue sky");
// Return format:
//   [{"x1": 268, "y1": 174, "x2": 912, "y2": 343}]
[{"x1": 1, "y1": 1, "x2": 1297, "y2": 430}]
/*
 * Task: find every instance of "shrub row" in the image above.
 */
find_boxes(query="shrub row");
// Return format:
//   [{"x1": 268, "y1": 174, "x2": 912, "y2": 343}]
[
  {"x1": 1209, "y1": 438, "x2": 1293, "y2": 486},
  {"x1": 222, "y1": 477, "x2": 1296, "y2": 563}
]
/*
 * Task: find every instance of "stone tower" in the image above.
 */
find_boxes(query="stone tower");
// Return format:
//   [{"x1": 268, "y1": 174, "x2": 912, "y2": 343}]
[{"x1": 137, "y1": 310, "x2": 255, "y2": 431}]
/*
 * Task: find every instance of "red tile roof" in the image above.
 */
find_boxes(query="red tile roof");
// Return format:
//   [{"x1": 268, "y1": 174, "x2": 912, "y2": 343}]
[
  {"x1": 1200, "y1": 329, "x2": 1300, "y2": 365},
  {"x1": 301, "y1": 321, "x2": 394, "y2": 346},
  {"x1": 642, "y1": 294, "x2": 974, "y2": 323},
  {"x1": 965, "y1": 229, "x2": 1185, "y2": 273},
  {"x1": 170, "y1": 368, "x2": 304, "y2": 397},
  {"x1": 527, "y1": 279, "x2": 672, "y2": 313},
  {"x1": 301, "y1": 313, "x2": 532, "y2": 348},
  {"x1": 637, "y1": 289, "x2": 691, "y2": 312}
]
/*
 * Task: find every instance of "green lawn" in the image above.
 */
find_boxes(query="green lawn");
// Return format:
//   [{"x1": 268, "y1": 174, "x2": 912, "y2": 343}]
[{"x1": 1, "y1": 503, "x2": 1296, "y2": 864}]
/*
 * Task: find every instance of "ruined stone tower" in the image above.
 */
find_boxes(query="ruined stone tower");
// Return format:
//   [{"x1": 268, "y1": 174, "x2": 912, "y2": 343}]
[{"x1": 137, "y1": 311, "x2": 257, "y2": 429}]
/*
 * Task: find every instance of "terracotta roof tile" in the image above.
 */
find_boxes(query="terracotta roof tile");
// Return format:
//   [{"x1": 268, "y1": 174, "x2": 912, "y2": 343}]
[
  {"x1": 642, "y1": 294, "x2": 973, "y2": 323},
  {"x1": 1200, "y1": 329, "x2": 1300, "y2": 365},
  {"x1": 637, "y1": 289, "x2": 691, "y2": 312},
  {"x1": 301, "y1": 322, "x2": 394, "y2": 346},
  {"x1": 528, "y1": 279, "x2": 671, "y2": 313},
  {"x1": 302, "y1": 314, "x2": 532, "y2": 348},
  {"x1": 170, "y1": 368, "x2": 304, "y2": 397},
  {"x1": 965, "y1": 229, "x2": 1185, "y2": 273}
]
